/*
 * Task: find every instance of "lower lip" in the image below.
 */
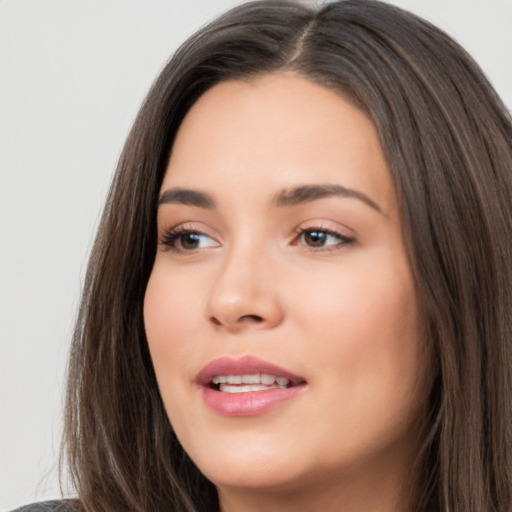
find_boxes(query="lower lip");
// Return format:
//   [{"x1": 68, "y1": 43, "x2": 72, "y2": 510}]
[{"x1": 202, "y1": 385, "x2": 305, "y2": 417}]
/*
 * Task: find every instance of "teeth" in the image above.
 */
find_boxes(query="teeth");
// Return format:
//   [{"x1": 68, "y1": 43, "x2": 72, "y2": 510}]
[
  {"x1": 276, "y1": 377, "x2": 289, "y2": 387},
  {"x1": 242, "y1": 374, "x2": 260, "y2": 384},
  {"x1": 211, "y1": 373, "x2": 291, "y2": 390},
  {"x1": 261, "y1": 373, "x2": 276, "y2": 385},
  {"x1": 220, "y1": 384, "x2": 272, "y2": 393}
]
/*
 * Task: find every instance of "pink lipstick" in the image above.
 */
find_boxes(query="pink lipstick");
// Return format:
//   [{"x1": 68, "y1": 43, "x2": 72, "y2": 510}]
[{"x1": 197, "y1": 355, "x2": 307, "y2": 417}]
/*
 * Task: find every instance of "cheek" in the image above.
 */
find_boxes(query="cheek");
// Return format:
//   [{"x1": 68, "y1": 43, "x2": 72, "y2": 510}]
[
  {"x1": 294, "y1": 262, "x2": 424, "y2": 456},
  {"x1": 289, "y1": 250, "x2": 422, "y2": 408},
  {"x1": 143, "y1": 267, "x2": 202, "y2": 394},
  {"x1": 292, "y1": 250, "x2": 418, "y2": 348}
]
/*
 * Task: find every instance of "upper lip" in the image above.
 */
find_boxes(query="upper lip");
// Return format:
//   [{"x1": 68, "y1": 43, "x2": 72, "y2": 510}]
[{"x1": 196, "y1": 355, "x2": 306, "y2": 386}]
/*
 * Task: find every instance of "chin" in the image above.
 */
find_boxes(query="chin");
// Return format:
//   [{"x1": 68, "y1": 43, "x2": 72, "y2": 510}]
[
  {"x1": 189, "y1": 440, "x2": 311, "y2": 492},
  {"x1": 205, "y1": 464, "x2": 309, "y2": 494}
]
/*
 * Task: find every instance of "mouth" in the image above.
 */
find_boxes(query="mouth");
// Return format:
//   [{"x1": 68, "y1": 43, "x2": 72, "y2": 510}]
[
  {"x1": 197, "y1": 355, "x2": 306, "y2": 391},
  {"x1": 210, "y1": 373, "x2": 294, "y2": 393},
  {"x1": 197, "y1": 356, "x2": 307, "y2": 416}
]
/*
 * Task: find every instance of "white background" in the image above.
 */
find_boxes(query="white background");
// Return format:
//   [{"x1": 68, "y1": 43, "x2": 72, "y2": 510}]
[{"x1": 1, "y1": 1, "x2": 511, "y2": 510}]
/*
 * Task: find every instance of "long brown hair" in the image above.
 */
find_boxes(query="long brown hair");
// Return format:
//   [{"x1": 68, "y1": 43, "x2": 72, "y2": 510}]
[{"x1": 62, "y1": 1, "x2": 512, "y2": 510}]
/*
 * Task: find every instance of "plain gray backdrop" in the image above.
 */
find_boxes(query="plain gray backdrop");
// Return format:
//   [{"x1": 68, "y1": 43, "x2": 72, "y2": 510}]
[{"x1": 1, "y1": 1, "x2": 511, "y2": 509}]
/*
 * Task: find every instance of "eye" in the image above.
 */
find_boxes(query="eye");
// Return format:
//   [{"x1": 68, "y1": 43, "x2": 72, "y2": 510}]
[
  {"x1": 293, "y1": 227, "x2": 354, "y2": 250},
  {"x1": 160, "y1": 227, "x2": 219, "y2": 252}
]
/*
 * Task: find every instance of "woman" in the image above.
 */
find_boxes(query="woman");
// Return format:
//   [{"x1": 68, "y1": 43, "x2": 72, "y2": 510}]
[{"x1": 14, "y1": 0, "x2": 512, "y2": 511}]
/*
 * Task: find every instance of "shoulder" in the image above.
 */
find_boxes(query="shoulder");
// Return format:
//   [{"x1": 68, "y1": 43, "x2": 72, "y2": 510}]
[{"x1": 9, "y1": 500, "x2": 79, "y2": 512}]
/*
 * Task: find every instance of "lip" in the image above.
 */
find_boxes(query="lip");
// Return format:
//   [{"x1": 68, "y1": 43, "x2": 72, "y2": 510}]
[{"x1": 197, "y1": 355, "x2": 307, "y2": 417}]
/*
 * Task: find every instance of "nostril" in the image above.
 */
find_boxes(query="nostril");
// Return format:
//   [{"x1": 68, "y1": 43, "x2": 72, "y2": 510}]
[
  {"x1": 239, "y1": 314, "x2": 264, "y2": 323},
  {"x1": 208, "y1": 314, "x2": 265, "y2": 328}
]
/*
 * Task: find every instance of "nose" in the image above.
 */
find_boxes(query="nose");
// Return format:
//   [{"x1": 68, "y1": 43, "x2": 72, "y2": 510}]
[{"x1": 205, "y1": 246, "x2": 284, "y2": 333}]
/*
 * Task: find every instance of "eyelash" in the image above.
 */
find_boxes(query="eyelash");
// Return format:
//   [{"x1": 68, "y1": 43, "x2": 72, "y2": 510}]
[{"x1": 159, "y1": 225, "x2": 355, "y2": 253}]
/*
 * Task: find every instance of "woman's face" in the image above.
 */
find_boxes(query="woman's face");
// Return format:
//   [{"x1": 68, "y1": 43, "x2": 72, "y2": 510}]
[{"x1": 144, "y1": 74, "x2": 427, "y2": 506}]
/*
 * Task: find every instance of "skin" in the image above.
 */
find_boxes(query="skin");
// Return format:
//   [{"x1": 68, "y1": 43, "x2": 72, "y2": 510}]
[{"x1": 144, "y1": 73, "x2": 428, "y2": 512}]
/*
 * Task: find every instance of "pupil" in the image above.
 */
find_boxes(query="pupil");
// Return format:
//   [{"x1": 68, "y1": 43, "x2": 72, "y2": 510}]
[
  {"x1": 305, "y1": 231, "x2": 326, "y2": 246},
  {"x1": 181, "y1": 233, "x2": 200, "y2": 249}
]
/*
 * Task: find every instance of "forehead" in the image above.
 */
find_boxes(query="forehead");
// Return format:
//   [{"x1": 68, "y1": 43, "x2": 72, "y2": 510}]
[{"x1": 163, "y1": 73, "x2": 395, "y2": 213}]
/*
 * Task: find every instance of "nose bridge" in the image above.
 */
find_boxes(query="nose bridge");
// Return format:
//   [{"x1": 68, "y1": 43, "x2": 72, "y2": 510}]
[{"x1": 205, "y1": 235, "x2": 282, "y2": 331}]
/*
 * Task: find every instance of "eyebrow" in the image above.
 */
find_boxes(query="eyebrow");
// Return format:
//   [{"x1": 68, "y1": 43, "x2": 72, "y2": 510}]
[
  {"x1": 272, "y1": 184, "x2": 384, "y2": 214},
  {"x1": 158, "y1": 188, "x2": 215, "y2": 209},
  {"x1": 158, "y1": 184, "x2": 383, "y2": 214}
]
